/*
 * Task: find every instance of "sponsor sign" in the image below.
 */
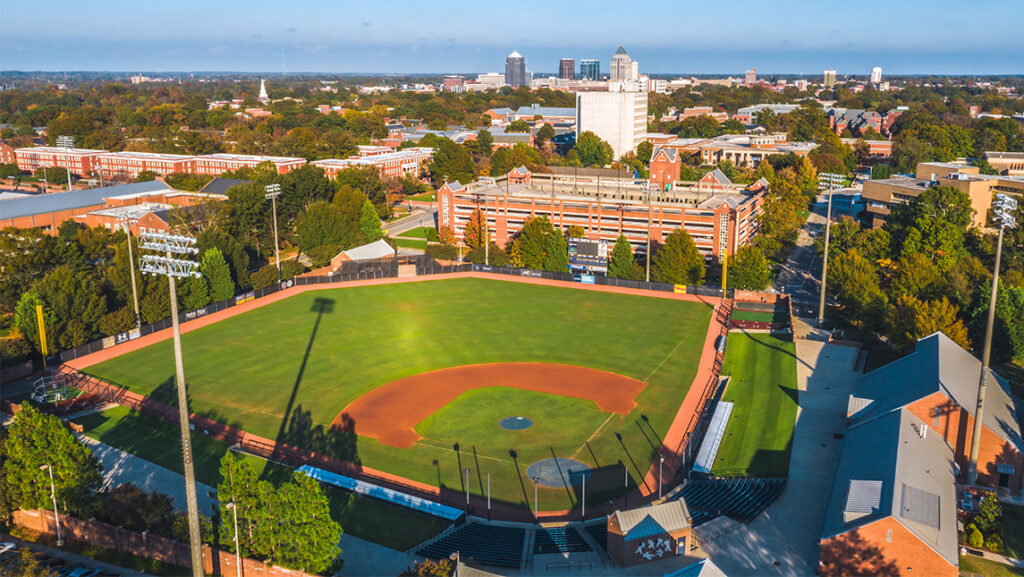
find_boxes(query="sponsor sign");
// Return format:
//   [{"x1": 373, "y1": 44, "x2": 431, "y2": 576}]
[
  {"x1": 235, "y1": 291, "x2": 256, "y2": 305},
  {"x1": 102, "y1": 336, "x2": 116, "y2": 349},
  {"x1": 185, "y1": 306, "x2": 209, "y2": 321},
  {"x1": 520, "y1": 270, "x2": 544, "y2": 278},
  {"x1": 575, "y1": 274, "x2": 595, "y2": 284},
  {"x1": 280, "y1": 279, "x2": 294, "y2": 290},
  {"x1": 674, "y1": 284, "x2": 687, "y2": 294}
]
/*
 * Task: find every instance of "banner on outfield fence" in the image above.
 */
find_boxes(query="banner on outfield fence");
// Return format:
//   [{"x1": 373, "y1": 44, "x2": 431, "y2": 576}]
[
  {"x1": 674, "y1": 284, "x2": 687, "y2": 294},
  {"x1": 235, "y1": 291, "x2": 255, "y2": 305}
]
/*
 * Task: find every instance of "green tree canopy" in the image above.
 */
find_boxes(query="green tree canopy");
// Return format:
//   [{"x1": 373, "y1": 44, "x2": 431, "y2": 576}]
[
  {"x1": 727, "y1": 245, "x2": 772, "y2": 290},
  {"x1": 652, "y1": 229, "x2": 705, "y2": 285},
  {"x1": 607, "y1": 235, "x2": 635, "y2": 279},
  {"x1": 296, "y1": 201, "x2": 346, "y2": 254},
  {"x1": 572, "y1": 131, "x2": 614, "y2": 167},
  {"x1": 358, "y1": 199, "x2": 383, "y2": 243},
  {"x1": 201, "y1": 247, "x2": 235, "y2": 302}
]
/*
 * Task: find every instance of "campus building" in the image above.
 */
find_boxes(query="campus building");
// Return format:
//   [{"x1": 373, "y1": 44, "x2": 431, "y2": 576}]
[
  {"x1": 190, "y1": 153, "x2": 307, "y2": 175},
  {"x1": 610, "y1": 46, "x2": 638, "y2": 82},
  {"x1": 14, "y1": 146, "x2": 107, "y2": 177},
  {"x1": 649, "y1": 147, "x2": 681, "y2": 190},
  {"x1": 96, "y1": 151, "x2": 195, "y2": 179},
  {"x1": 985, "y1": 151, "x2": 1024, "y2": 175},
  {"x1": 697, "y1": 133, "x2": 816, "y2": 167},
  {"x1": 311, "y1": 148, "x2": 432, "y2": 179},
  {"x1": 607, "y1": 500, "x2": 693, "y2": 567},
  {"x1": 0, "y1": 181, "x2": 162, "y2": 232},
  {"x1": 576, "y1": 90, "x2": 648, "y2": 159},
  {"x1": 436, "y1": 168, "x2": 766, "y2": 260},
  {"x1": 73, "y1": 190, "x2": 223, "y2": 235},
  {"x1": 732, "y1": 104, "x2": 800, "y2": 125}
]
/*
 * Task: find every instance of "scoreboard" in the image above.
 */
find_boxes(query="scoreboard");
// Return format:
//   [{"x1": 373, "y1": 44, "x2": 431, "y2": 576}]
[{"x1": 567, "y1": 237, "x2": 608, "y2": 274}]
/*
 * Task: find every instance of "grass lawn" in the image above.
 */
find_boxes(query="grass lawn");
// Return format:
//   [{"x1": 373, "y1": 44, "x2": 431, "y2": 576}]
[
  {"x1": 994, "y1": 358, "x2": 1024, "y2": 398},
  {"x1": 730, "y1": 310, "x2": 775, "y2": 322},
  {"x1": 711, "y1": 333, "x2": 798, "y2": 477},
  {"x1": 392, "y1": 237, "x2": 427, "y2": 250},
  {"x1": 72, "y1": 407, "x2": 451, "y2": 551},
  {"x1": 407, "y1": 192, "x2": 437, "y2": 202},
  {"x1": 960, "y1": 554, "x2": 1024, "y2": 577},
  {"x1": 85, "y1": 277, "x2": 713, "y2": 511},
  {"x1": 1004, "y1": 503, "x2": 1024, "y2": 560},
  {"x1": 398, "y1": 226, "x2": 438, "y2": 241}
]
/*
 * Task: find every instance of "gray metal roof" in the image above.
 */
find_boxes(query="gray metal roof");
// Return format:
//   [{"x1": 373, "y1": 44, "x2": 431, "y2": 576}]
[
  {"x1": 665, "y1": 559, "x2": 729, "y2": 577},
  {"x1": 822, "y1": 408, "x2": 958, "y2": 567},
  {"x1": 0, "y1": 181, "x2": 171, "y2": 221},
  {"x1": 853, "y1": 332, "x2": 1022, "y2": 452},
  {"x1": 612, "y1": 499, "x2": 691, "y2": 540},
  {"x1": 515, "y1": 104, "x2": 577, "y2": 118},
  {"x1": 342, "y1": 239, "x2": 395, "y2": 261},
  {"x1": 199, "y1": 178, "x2": 251, "y2": 195}
]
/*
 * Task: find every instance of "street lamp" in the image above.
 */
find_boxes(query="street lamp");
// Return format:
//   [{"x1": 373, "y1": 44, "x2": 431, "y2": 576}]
[
  {"x1": 816, "y1": 172, "x2": 844, "y2": 328},
  {"x1": 138, "y1": 232, "x2": 204, "y2": 577},
  {"x1": 40, "y1": 464, "x2": 63, "y2": 546},
  {"x1": 968, "y1": 194, "x2": 1018, "y2": 485},
  {"x1": 264, "y1": 184, "x2": 282, "y2": 280},
  {"x1": 116, "y1": 211, "x2": 142, "y2": 327},
  {"x1": 56, "y1": 136, "x2": 74, "y2": 192},
  {"x1": 225, "y1": 502, "x2": 241, "y2": 577}
]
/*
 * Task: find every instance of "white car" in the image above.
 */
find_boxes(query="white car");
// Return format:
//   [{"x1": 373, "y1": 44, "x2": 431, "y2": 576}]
[{"x1": 0, "y1": 542, "x2": 16, "y2": 558}]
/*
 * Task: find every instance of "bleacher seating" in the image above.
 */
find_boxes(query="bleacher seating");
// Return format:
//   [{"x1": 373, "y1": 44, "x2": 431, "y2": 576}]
[
  {"x1": 584, "y1": 523, "x2": 608, "y2": 551},
  {"x1": 676, "y1": 477, "x2": 786, "y2": 526},
  {"x1": 418, "y1": 523, "x2": 525, "y2": 569},
  {"x1": 534, "y1": 526, "x2": 592, "y2": 555}
]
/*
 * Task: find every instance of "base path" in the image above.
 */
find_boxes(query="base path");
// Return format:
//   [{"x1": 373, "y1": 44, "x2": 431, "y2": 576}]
[{"x1": 335, "y1": 363, "x2": 646, "y2": 448}]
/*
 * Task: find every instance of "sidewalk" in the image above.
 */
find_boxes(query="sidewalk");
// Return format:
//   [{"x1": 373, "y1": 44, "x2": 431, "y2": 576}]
[
  {"x1": 1, "y1": 533, "x2": 154, "y2": 576},
  {"x1": 963, "y1": 546, "x2": 1024, "y2": 569}
]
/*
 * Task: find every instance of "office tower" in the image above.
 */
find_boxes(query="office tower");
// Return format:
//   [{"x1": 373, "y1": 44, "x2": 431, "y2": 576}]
[
  {"x1": 580, "y1": 59, "x2": 600, "y2": 81},
  {"x1": 505, "y1": 51, "x2": 526, "y2": 87},
  {"x1": 559, "y1": 58, "x2": 575, "y2": 80}
]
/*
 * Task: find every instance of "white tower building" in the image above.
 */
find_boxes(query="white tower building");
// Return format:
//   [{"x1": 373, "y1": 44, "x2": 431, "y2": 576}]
[
  {"x1": 258, "y1": 79, "x2": 269, "y2": 101},
  {"x1": 870, "y1": 66, "x2": 883, "y2": 84}
]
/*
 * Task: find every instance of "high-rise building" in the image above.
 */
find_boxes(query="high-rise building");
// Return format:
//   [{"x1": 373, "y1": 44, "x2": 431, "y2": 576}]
[
  {"x1": 870, "y1": 66, "x2": 883, "y2": 84},
  {"x1": 559, "y1": 58, "x2": 575, "y2": 80},
  {"x1": 610, "y1": 46, "x2": 638, "y2": 82},
  {"x1": 580, "y1": 59, "x2": 600, "y2": 81},
  {"x1": 576, "y1": 90, "x2": 648, "y2": 159},
  {"x1": 505, "y1": 51, "x2": 526, "y2": 87},
  {"x1": 745, "y1": 68, "x2": 757, "y2": 84},
  {"x1": 823, "y1": 69, "x2": 837, "y2": 89}
]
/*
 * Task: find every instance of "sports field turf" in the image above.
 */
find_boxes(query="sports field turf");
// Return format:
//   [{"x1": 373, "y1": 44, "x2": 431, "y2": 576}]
[
  {"x1": 710, "y1": 333, "x2": 798, "y2": 477},
  {"x1": 730, "y1": 309, "x2": 776, "y2": 322},
  {"x1": 85, "y1": 277, "x2": 713, "y2": 510}
]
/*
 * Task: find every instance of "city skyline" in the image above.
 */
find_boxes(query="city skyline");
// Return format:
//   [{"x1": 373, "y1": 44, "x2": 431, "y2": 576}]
[{"x1": 1, "y1": 0, "x2": 1022, "y2": 74}]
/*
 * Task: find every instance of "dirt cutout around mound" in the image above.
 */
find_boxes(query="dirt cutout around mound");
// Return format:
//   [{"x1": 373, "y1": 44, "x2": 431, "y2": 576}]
[{"x1": 334, "y1": 363, "x2": 646, "y2": 448}]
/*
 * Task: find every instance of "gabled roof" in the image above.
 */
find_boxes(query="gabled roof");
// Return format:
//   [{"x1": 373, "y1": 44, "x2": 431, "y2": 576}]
[
  {"x1": 701, "y1": 168, "x2": 732, "y2": 185},
  {"x1": 199, "y1": 178, "x2": 252, "y2": 195},
  {"x1": 651, "y1": 147, "x2": 678, "y2": 163},
  {"x1": 822, "y1": 408, "x2": 958, "y2": 568},
  {"x1": 487, "y1": 107, "x2": 514, "y2": 116},
  {"x1": 0, "y1": 181, "x2": 171, "y2": 220},
  {"x1": 342, "y1": 238, "x2": 395, "y2": 261},
  {"x1": 851, "y1": 332, "x2": 1022, "y2": 452},
  {"x1": 441, "y1": 181, "x2": 465, "y2": 193},
  {"x1": 510, "y1": 166, "x2": 530, "y2": 176},
  {"x1": 611, "y1": 499, "x2": 691, "y2": 541},
  {"x1": 665, "y1": 559, "x2": 728, "y2": 577}
]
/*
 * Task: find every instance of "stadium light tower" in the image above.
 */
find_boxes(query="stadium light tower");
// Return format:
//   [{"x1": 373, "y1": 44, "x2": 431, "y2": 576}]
[
  {"x1": 265, "y1": 184, "x2": 282, "y2": 279},
  {"x1": 138, "y1": 231, "x2": 204, "y2": 577},
  {"x1": 56, "y1": 135, "x2": 74, "y2": 191},
  {"x1": 816, "y1": 172, "x2": 844, "y2": 328},
  {"x1": 116, "y1": 211, "x2": 142, "y2": 327},
  {"x1": 968, "y1": 194, "x2": 1017, "y2": 485}
]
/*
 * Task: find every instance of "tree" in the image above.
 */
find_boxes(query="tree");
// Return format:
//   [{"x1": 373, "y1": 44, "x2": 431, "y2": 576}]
[
  {"x1": 652, "y1": 229, "x2": 705, "y2": 285},
  {"x1": 13, "y1": 292, "x2": 55, "y2": 354},
  {"x1": 463, "y1": 209, "x2": 486, "y2": 249},
  {"x1": 31, "y1": 265, "x2": 108, "y2": 348},
  {"x1": 506, "y1": 119, "x2": 531, "y2": 133},
  {"x1": 400, "y1": 558, "x2": 456, "y2": 576},
  {"x1": 885, "y1": 295, "x2": 970, "y2": 350},
  {"x1": 636, "y1": 141, "x2": 653, "y2": 163},
  {"x1": 512, "y1": 216, "x2": 560, "y2": 270},
  {"x1": 727, "y1": 245, "x2": 772, "y2": 290},
  {"x1": 1, "y1": 404, "x2": 102, "y2": 515},
  {"x1": 98, "y1": 307, "x2": 136, "y2": 336},
  {"x1": 572, "y1": 131, "x2": 614, "y2": 167},
  {"x1": 827, "y1": 250, "x2": 887, "y2": 329},
  {"x1": 437, "y1": 226, "x2": 456, "y2": 247},
  {"x1": 888, "y1": 252, "x2": 943, "y2": 300},
  {"x1": 358, "y1": 199, "x2": 383, "y2": 243},
  {"x1": 0, "y1": 548, "x2": 58, "y2": 577},
  {"x1": 544, "y1": 229, "x2": 569, "y2": 273},
  {"x1": 428, "y1": 138, "x2": 475, "y2": 186},
  {"x1": 475, "y1": 130, "x2": 493, "y2": 155},
  {"x1": 201, "y1": 247, "x2": 235, "y2": 302},
  {"x1": 179, "y1": 275, "x2": 211, "y2": 311},
  {"x1": 336, "y1": 165, "x2": 387, "y2": 208},
  {"x1": 140, "y1": 280, "x2": 170, "y2": 323},
  {"x1": 135, "y1": 170, "x2": 158, "y2": 182},
  {"x1": 608, "y1": 235, "x2": 635, "y2": 279},
  {"x1": 536, "y1": 124, "x2": 555, "y2": 147},
  {"x1": 968, "y1": 526, "x2": 984, "y2": 548},
  {"x1": 296, "y1": 201, "x2": 346, "y2": 254}
]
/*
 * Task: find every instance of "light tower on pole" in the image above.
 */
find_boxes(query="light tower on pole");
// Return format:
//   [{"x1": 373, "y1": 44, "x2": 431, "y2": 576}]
[
  {"x1": 116, "y1": 211, "x2": 142, "y2": 327},
  {"x1": 816, "y1": 172, "x2": 844, "y2": 328},
  {"x1": 56, "y1": 135, "x2": 74, "y2": 191},
  {"x1": 265, "y1": 183, "x2": 282, "y2": 279},
  {"x1": 137, "y1": 232, "x2": 204, "y2": 577},
  {"x1": 967, "y1": 194, "x2": 1017, "y2": 485}
]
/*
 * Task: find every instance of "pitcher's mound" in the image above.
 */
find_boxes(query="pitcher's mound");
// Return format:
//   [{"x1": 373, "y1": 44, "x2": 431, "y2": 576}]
[{"x1": 499, "y1": 416, "x2": 533, "y2": 430}]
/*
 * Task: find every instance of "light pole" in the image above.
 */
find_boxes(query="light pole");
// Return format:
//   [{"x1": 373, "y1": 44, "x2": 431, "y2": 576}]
[
  {"x1": 487, "y1": 472, "x2": 491, "y2": 518},
  {"x1": 533, "y1": 477, "x2": 539, "y2": 518},
  {"x1": 57, "y1": 136, "x2": 74, "y2": 191},
  {"x1": 138, "y1": 232, "x2": 204, "y2": 577},
  {"x1": 40, "y1": 464, "x2": 63, "y2": 546},
  {"x1": 264, "y1": 184, "x2": 282, "y2": 280},
  {"x1": 816, "y1": 172, "x2": 844, "y2": 328},
  {"x1": 581, "y1": 473, "x2": 586, "y2": 519},
  {"x1": 658, "y1": 455, "x2": 665, "y2": 499},
  {"x1": 968, "y1": 194, "x2": 1017, "y2": 485},
  {"x1": 116, "y1": 211, "x2": 141, "y2": 327},
  {"x1": 225, "y1": 502, "x2": 241, "y2": 577}
]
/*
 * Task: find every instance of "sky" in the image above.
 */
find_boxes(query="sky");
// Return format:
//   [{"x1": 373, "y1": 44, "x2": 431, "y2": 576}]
[{"x1": 2, "y1": 0, "x2": 1023, "y2": 75}]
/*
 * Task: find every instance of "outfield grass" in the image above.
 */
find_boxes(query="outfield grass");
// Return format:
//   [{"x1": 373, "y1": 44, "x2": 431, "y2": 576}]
[
  {"x1": 730, "y1": 310, "x2": 775, "y2": 322},
  {"x1": 711, "y1": 333, "x2": 798, "y2": 477},
  {"x1": 86, "y1": 277, "x2": 713, "y2": 510},
  {"x1": 73, "y1": 406, "x2": 450, "y2": 550},
  {"x1": 398, "y1": 227, "x2": 438, "y2": 241}
]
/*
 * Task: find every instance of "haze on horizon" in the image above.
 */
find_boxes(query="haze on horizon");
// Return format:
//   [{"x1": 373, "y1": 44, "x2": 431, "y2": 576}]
[{"x1": 2, "y1": 0, "x2": 1022, "y2": 75}]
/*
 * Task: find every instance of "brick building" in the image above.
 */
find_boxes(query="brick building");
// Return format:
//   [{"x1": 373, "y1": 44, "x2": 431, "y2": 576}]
[
  {"x1": 649, "y1": 147, "x2": 681, "y2": 190},
  {"x1": 436, "y1": 168, "x2": 765, "y2": 259},
  {"x1": 191, "y1": 153, "x2": 306, "y2": 175},
  {"x1": 697, "y1": 134, "x2": 816, "y2": 167},
  {"x1": 0, "y1": 181, "x2": 172, "y2": 233},
  {"x1": 97, "y1": 151, "x2": 195, "y2": 179},
  {"x1": 607, "y1": 500, "x2": 692, "y2": 568},
  {"x1": 14, "y1": 146, "x2": 107, "y2": 176},
  {"x1": 985, "y1": 151, "x2": 1024, "y2": 176},
  {"x1": 311, "y1": 147, "x2": 432, "y2": 179},
  {"x1": 0, "y1": 141, "x2": 15, "y2": 165},
  {"x1": 73, "y1": 190, "x2": 222, "y2": 235}
]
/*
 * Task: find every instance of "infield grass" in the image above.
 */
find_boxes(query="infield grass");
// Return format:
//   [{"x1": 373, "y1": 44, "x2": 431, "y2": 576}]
[
  {"x1": 710, "y1": 332, "x2": 798, "y2": 477},
  {"x1": 85, "y1": 277, "x2": 713, "y2": 511}
]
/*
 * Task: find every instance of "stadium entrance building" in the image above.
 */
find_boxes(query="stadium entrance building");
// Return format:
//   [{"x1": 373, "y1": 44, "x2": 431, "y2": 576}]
[{"x1": 607, "y1": 500, "x2": 693, "y2": 568}]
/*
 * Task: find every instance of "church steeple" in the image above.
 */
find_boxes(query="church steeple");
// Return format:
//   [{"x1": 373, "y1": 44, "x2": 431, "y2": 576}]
[{"x1": 258, "y1": 78, "x2": 269, "y2": 101}]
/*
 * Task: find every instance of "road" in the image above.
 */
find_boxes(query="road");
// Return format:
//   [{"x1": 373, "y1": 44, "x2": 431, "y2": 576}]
[
  {"x1": 775, "y1": 200, "x2": 828, "y2": 319},
  {"x1": 385, "y1": 207, "x2": 437, "y2": 237}
]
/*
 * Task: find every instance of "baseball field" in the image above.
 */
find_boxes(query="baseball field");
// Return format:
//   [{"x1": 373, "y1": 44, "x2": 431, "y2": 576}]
[{"x1": 83, "y1": 277, "x2": 714, "y2": 511}]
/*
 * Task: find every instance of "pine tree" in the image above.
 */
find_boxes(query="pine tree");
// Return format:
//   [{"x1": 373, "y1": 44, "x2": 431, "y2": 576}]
[
  {"x1": 1, "y1": 404, "x2": 102, "y2": 515},
  {"x1": 201, "y1": 247, "x2": 235, "y2": 302},
  {"x1": 179, "y1": 275, "x2": 211, "y2": 311},
  {"x1": 652, "y1": 229, "x2": 705, "y2": 285},
  {"x1": 608, "y1": 235, "x2": 635, "y2": 279},
  {"x1": 543, "y1": 230, "x2": 569, "y2": 273},
  {"x1": 358, "y1": 199, "x2": 383, "y2": 243}
]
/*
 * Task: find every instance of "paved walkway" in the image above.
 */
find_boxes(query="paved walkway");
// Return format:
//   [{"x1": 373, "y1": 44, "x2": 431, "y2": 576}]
[
  {"x1": 1, "y1": 533, "x2": 154, "y2": 576},
  {"x1": 963, "y1": 546, "x2": 1024, "y2": 569},
  {"x1": 337, "y1": 534, "x2": 416, "y2": 576},
  {"x1": 77, "y1": 435, "x2": 218, "y2": 516},
  {"x1": 699, "y1": 335, "x2": 860, "y2": 576}
]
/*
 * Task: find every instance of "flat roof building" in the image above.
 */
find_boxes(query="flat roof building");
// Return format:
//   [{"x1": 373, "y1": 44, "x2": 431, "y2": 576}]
[
  {"x1": 15, "y1": 146, "x2": 107, "y2": 177},
  {"x1": 311, "y1": 148, "x2": 432, "y2": 180},
  {"x1": 97, "y1": 151, "x2": 195, "y2": 179},
  {"x1": 191, "y1": 153, "x2": 306, "y2": 175},
  {"x1": 577, "y1": 90, "x2": 648, "y2": 160}
]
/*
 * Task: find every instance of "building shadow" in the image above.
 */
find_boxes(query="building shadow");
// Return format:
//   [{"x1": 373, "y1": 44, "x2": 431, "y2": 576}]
[{"x1": 817, "y1": 529, "x2": 900, "y2": 577}]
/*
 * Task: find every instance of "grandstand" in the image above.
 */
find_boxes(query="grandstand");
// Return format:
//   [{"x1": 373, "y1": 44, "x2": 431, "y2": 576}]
[
  {"x1": 417, "y1": 523, "x2": 526, "y2": 569},
  {"x1": 534, "y1": 526, "x2": 592, "y2": 555},
  {"x1": 675, "y1": 478, "x2": 786, "y2": 525},
  {"x1": 584, "y1": 522, "x2": 608, "y2": 551}
]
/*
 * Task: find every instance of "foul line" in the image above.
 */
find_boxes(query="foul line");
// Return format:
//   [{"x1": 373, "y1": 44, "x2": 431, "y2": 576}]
[
  {"x1": 642, "y1": 331, "x2": 694, "y2": 383},
  {"x1": 571, "y1": 413, "x2": 617, "y2": 460}
]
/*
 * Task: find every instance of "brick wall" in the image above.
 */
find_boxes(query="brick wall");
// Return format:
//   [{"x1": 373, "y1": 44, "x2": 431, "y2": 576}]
[
  {"x1": 819, "y1": 518, "x2": 957, "y2": 577},
  {"x1": 12, "y1": 509, "x2": 315, "y2": 577}
]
